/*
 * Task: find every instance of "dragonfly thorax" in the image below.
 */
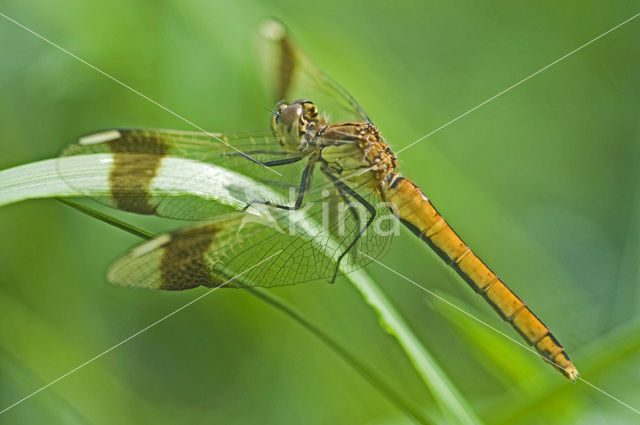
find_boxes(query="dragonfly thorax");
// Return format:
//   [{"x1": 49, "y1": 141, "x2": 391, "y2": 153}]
[
  {"x1": 319, "y1": 122, "x2": 398, "y2": 189},
  {"x1": 271, "y1": 99, "x2": 320, "y2": 153}
]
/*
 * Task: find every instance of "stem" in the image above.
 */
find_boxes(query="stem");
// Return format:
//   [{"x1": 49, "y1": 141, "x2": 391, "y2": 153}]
[{"x1": 57, "y1": 198, "x2": 434, "y2": 425}]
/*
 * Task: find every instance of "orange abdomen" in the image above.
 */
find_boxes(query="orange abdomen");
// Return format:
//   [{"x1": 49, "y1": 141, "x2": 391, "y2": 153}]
[{"x1": 382, "y1": 175, "x2": 578, "y2": 380}]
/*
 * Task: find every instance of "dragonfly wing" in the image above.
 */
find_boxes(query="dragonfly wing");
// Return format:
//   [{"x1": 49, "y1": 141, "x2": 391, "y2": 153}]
[
  {"x1": 257, "y1": 19, "x2": 370, "y2": 123},
  {"x1": 106, "y1": 212, "x2": 340, "y2": 289},
  {"x1": 58, "y1": 128, "x2": 304, "y2": 220},
  {"x1": 108, "y1": 175, "x2": 395, "y2": 289}
]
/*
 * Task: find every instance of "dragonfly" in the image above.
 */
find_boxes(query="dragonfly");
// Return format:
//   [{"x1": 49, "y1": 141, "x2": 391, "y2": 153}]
[{"x1": 58, "y1": 20, "x2": 578, "y2": 381}]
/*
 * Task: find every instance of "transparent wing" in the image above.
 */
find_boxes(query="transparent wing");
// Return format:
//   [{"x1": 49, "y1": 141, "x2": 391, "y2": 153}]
[
  {"x1": 57, "y1": 128, "x2": 306, "y2": 220},
  {"x1": 256, "y1": 19, "x2": 370, "y2": 123},
  {"x1": 58, "y1": 127, "x2": 396, "y2": 284},
  {"x1": 108, "y1": 177, "x2": 396, "y2": 289}
]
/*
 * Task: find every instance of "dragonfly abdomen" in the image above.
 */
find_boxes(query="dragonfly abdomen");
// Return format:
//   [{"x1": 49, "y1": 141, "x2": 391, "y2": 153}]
[{"x1": 382, "y1": 175, "x2": 578, "y2": 381}]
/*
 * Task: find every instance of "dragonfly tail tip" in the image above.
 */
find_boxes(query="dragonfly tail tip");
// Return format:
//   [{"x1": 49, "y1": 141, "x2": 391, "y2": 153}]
[{"x1": 564, "y1": 364, "x2": 579, "y2": 383}]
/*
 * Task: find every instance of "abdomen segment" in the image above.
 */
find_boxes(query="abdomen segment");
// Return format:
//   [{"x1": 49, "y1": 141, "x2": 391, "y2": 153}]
[{"x1": 382, "y1": 175, "x2": 578, "y2": 381}]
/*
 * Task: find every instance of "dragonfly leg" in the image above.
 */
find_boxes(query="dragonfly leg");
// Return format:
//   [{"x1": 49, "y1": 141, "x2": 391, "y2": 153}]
[
  {"x1": 224, "y1": 149, "x2": 293, "y2": 157},
  {"x1": 325, "y1": 173, "x2": 376, "y2": 282},
  {"x1": 258, "y1": 156, "x2": 304, "y2": 166},
  {"x1": 231, "y1": 151, "x2": 303, "y2": 168},
  {"x1": 243, "y1": 158, "x2": 314, "y2": 211}
]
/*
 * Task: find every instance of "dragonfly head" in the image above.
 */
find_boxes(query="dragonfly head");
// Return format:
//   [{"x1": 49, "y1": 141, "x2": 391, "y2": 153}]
[{"x1": 271, "y1": 99, "x2": 319, "y2": 152}]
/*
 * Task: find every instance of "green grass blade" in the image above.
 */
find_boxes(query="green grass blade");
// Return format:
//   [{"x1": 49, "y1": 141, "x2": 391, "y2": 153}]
[
  {"x1": 347, "y1": 270, "x2": 484, "y2": 425},
  {"x1": 1, "y1": 155, "x2": 482, "y2": 424},
  {"x1": 427, "y1": 292, "x2": 540, "y2": 389},
  {"x1": 0, "y1": 158, "x2": 80, "y2": 206},
  {"x1": 0, "y1": 156, "x2": 272, "y2": 209},
  {"x1": 245, "y1": 287, "x2": 436, "y2": 425},
  {"x1": 490, "y1": 316, "x2": 640, "y2": 424},
  {"x1": 55, "y1": 198, "x2": 435, "y2": 425}
]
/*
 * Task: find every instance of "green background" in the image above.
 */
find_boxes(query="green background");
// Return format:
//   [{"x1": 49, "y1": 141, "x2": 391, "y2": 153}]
[{"x1": 1, "y1": 1, "x2": 639, "y2": 424}]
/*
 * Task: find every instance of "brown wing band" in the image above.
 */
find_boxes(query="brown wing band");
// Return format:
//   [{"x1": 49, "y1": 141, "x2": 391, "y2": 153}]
[{"x1": 108, "y1": 130, "x2": 169, "y2": 214}]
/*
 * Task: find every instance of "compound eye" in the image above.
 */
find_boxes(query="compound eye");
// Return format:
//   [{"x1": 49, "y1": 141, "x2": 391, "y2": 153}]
[{"x1": 278, "y1": 103, "x2": 303, "y2": 127}]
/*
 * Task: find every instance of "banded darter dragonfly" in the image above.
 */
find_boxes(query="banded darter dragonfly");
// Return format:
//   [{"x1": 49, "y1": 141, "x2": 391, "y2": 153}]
[{"x1": 57, "y1": 20, "x2": 578, "y2": 381}]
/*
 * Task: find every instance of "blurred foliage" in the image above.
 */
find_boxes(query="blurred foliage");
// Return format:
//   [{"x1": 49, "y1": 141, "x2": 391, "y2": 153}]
[{"x1": 0, "y1": 1, "x2": 639, "y2": 424}]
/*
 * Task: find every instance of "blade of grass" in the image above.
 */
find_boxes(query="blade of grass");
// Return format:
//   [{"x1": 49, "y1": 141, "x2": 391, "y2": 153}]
[
  {"x1": 0, "y1": 158, "x2": 82, "y2": 206},
  {"x1": 57, "y1": 198, "x2": 435, "y2": 425},
  {"x1": 347, "y1": 269, "x2": 483, "y2": 425},
  {"x1": 0, "y1": 156, "x2": 267, "y2": 211},
  {"x1": 426, "y1": 292, "x2": 541, "y2": 389},
  {"x1": 58, "y1": 194, "x2": 483, "y2": 424},
  {"x1": 244, "y1": 287, "x2": 437, "y2": 425},
  {"x1": 1, "y1": 156, "x2": 482, "y2": 424},
  {"x1": 490, "y1": 316, "x2": 640, "y2": 425}
]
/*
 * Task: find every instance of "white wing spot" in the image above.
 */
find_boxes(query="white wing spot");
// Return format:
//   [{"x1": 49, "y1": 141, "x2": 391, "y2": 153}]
[
  {"x1": 79, "y1": 130, "x2": 122, "y2": 145},
  {"x1": 131, "y1": 234, "x2": 171, "y2": 257}
]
